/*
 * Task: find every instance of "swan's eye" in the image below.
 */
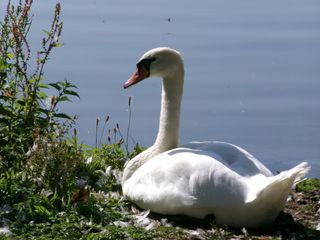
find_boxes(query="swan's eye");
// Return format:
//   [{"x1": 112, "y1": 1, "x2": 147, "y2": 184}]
[{"x1": 137, "y1": 57, "x2": 156, "y2": 71}]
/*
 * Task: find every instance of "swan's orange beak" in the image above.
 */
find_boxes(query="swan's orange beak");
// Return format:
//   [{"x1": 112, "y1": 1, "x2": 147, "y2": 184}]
[{"x1": 124, "y1": 65, "x2": 150, "y2": 89}]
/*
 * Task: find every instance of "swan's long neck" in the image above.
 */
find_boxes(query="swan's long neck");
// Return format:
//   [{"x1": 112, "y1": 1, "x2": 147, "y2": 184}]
[
  {"x1": 122, "y1": 60, "x2": 184, "y2": 184},
  {"x1": 154, "y1": 69, "x2": 184, "y2": 152}
]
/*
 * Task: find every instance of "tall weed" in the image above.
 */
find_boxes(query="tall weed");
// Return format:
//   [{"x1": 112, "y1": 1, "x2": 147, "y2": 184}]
[{"x1": 0, "y1": 0, "x2": 79, "y2": 170}]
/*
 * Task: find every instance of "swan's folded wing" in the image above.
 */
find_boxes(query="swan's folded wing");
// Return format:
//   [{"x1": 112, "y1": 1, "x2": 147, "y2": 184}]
[{"x1": 181, "y1": 141, "x2": 273, "y2": 177}]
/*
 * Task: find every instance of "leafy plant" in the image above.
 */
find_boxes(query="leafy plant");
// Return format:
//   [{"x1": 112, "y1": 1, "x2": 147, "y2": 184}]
[
  {"x1": 26, "y1": 134, "x2": 83, "y2": 199},
  {"x1": 0, "y1": 2, "x2": 83, "y2": 237},
  {"x1": 75, "y1": 194, "x2": 124, "y2": 226},
  {"x1": 0, "y1": 0, "x2": 79, "y2": 170}
]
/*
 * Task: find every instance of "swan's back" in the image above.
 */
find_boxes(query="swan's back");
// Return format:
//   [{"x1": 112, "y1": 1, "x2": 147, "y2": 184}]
[{"x1": 181, "y1": 141, "x2": 273, "y2": 177}]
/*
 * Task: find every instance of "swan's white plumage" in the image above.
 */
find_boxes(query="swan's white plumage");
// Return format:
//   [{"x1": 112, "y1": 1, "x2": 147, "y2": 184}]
[{"x1": 122, "y1": 47, "x2": 310, "y2": 227}]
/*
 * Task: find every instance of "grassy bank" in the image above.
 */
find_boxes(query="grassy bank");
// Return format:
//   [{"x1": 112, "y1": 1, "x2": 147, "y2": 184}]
[
  {"x1": 0, "y1": 1, "x2": 319, "y2": 239},
  {"x1": 0, "y1": 141, "x2": 319, "y2": 239}
]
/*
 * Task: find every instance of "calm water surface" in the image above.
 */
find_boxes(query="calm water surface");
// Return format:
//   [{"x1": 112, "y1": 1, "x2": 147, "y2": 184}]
[{"x1": 1, "y1": 0, "x2": 319, "y2": 176}]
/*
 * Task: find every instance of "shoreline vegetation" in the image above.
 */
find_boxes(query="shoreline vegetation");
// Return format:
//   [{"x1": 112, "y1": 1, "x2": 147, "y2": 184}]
[{"x1": 0, "y1": 1, "x2": 319, "y2": 239}]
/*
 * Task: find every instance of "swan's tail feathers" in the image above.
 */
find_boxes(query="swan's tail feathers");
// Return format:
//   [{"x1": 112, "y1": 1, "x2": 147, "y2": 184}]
[
  {"x1": 246, "y1": 162, "x2": 310, "y2": 206},
  {"x1": 286, "y1": 162, "x2": 311, "y2": 187},
  {"x1": 243, "y1": 162, "x2": 310, "y2": 226}
]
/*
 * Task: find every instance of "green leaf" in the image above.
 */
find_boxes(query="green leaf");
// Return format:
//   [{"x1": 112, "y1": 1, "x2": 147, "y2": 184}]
[
  {"x1": 39, "y1": 83, "x2": 49, "y2": 89},
  {"x1": 28, "y1": 77, "x2": 36, "y2": 84},
  {"x1": 42, "y1": 29, "x2": 51, "y2": 36},
  {"x1": 52, "y1": 43, "x2": 64, "y2": 47},
  {"x1": 34, "y1": 205, "x2": 52, "y2": 217},
  {"x1": 58, "y1": 96, "x2": 70, "y2": 102},
  {"x1": 64, "y1": 89, "x2": 80, "y2": 98},
  {"x1": 7, "y1": 53, "x2": 14, "y2": 59},
  {"x1": 0, "y1": 106, "x2": 15, "y2": 117},
  {"x1": 48, "y1": 82, "x2": 62, "y2": 91},
  {"x1": 38, "y1": 58, "x2": 45, "y2": 64},
  {"x1": 17, "y1": 99, "x2": 26, "y2": 107},
  {"x1": 65, "y1": 82, "x2": 78, "y2": 88},
  {"x1": 57, "y1": 80, "x2": 66, "y2": 86},
  {"x1": 32, "y1": 75, "x2": 42, "y2": 83},
  {"x1": 54, "y1": 113, "x2": 72, "y2": 120},
  {"x1": 38, "y1": 91, "x2": 47, "y2": 99},
  {"x1": 38, "y1": 108, "x2": 49, "y2": 114}
]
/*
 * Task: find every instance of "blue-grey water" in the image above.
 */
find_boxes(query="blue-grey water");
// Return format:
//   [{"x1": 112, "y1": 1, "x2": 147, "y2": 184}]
[{"x1": 1, "y1": 0, "x2": 319, "y2": 177}]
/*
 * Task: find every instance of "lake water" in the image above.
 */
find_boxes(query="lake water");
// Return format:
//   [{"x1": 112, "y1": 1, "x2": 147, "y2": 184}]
[{"x1": 1, "y1": 0, "x2": 319, "y2": 177}]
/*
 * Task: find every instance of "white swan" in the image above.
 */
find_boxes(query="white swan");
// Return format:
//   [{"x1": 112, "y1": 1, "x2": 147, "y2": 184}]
[{"x1": 122, "y1": 47, "x2": 310, "y2": 228}]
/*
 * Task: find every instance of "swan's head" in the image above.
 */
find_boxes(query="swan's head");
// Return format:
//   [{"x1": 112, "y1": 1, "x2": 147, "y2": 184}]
[{"x1": 124, "y1": 47, "x2": 183, "y2": 89}]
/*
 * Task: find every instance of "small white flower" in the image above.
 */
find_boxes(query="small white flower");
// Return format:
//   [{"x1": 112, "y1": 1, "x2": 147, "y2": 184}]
[
  {"x1": 160, "y1": 218, "x2": 172, "y2": 227},
  {"x1": 113, "y1": 221, "x2": 129, "y2": 227},
  {"x1": 26, "y1": 149, "x2": 32, "y2": 157},
  {"x1": 53, "y1": 34, "x2": 59, "y2": 43},
  {"x1": 108, "y1": 191, "x2": 121, "y2": 200},
  {"x1": 0, "y1": 204, "x2": 12, "y2": 214},
  {"x1": 135, "y1": 209, "x2": 150, "y2": 223},
  {"x1": 241, "y1": 227, "x2": 248, "y2": 237},
  {"x1": 112, "y1": 169, "x2": 123, "y2": 184},
  {"x1": 0, "y1": 227, "x2": 12, "y2": 236},
  {"x1": 183, "y1": 229, "x2": 205, "y2": 239},
  {"x1": 105, "y1": 166, "x2": 112, "y2": 177},
  {"x1": 85, "y1": 156, "x2": 93, "y2": 164},
  {"x1": 145, "y1": 221, "x2": 160, "y2": 230}
]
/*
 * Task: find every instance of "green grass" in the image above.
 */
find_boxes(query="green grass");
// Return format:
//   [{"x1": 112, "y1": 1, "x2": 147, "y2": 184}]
[{"x1": 296, "y1": 178, "x2": 320, "y2": 193}]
